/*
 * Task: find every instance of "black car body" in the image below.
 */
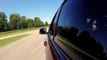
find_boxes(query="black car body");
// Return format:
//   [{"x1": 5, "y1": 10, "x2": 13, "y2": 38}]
[{"x1": 40, "y1": 0, "x2": 107, "y2": 60}]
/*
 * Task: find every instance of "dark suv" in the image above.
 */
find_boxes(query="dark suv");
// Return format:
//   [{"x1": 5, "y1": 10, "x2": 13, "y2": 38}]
[{"x1": 40, "y1": 0, "x2": 107, "y2": 60}]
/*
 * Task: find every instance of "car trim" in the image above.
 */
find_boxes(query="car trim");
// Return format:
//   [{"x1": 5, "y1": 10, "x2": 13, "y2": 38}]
[{"x1": 48, "y1": 34, "x2": 70, "y2": 60}]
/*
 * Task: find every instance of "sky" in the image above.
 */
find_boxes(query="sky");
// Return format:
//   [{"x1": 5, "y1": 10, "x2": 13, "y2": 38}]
[{"x1": 0, "y1": 0, "x2": 63, "y2": 23}]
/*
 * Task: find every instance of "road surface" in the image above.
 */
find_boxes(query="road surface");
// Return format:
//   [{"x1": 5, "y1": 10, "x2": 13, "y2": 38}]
[{"x1": 0, "y1": 30, "x2": 47, "y2": 60}]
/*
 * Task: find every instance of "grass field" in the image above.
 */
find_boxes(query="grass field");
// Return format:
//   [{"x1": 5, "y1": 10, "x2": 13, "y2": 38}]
[
  {"x1": 0, "y1": 26, "x2": 48, "y2": 37},
  {"x1": 0, "y1": 34, "x2": 30, "y2": 47}
]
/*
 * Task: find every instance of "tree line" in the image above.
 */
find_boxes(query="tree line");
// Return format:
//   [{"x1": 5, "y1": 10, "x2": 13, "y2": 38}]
[{"x1": 0, "y1": 12, "x2": 49, "y2": 32}]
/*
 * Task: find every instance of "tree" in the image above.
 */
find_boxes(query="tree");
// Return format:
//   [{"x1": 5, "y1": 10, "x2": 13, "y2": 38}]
[
  {"x1": 0, "y1": 12, "x2": 8, "y2": 32},
  {"x1": 34, "y1": 17, "x2": 44, "y2": 27},
  {"x1": 26, "y1": 18, "x2": 34, "y2": 28},
  {"x1": 21, "y1": 16, "x2": 27, "y2": 28},
  {"x1": 45, "y1": 21, "x2": 49, "y2": 26},
  {"x1": 9, "y1": 14, "x2": 21, "y2": 30},
  {"x1": 0, "y1": 12, "x2": 45, "y2": 32}
]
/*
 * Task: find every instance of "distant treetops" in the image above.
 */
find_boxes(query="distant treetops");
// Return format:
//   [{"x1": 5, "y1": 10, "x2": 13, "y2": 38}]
[{"x1": 0, "y1": 11, "x2": 49, "y2": 32}]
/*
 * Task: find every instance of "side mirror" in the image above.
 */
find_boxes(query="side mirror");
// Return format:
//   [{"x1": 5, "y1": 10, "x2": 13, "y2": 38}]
[{"x1": 39, "y1": 28, "x2": 47, "y2": 34}]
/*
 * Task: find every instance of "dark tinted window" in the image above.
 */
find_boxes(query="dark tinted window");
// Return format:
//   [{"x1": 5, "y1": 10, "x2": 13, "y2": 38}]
[{"x1": 55, "y1": 0, "x2": 107, "y2": 60}]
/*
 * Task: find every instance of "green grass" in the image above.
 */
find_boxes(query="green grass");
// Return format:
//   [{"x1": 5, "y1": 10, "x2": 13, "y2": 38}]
[
  {"x1": 0, "y1": 34, "x2": 30, "y2": 47},
  {"x1": 0, "y1": 26, "x2": 48, "y2": 37}
]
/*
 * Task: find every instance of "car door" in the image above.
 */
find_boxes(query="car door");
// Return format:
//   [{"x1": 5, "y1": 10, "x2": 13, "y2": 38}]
[
  {"x1": 47, "y1": 7, "x2": 62, "y2": 60},
  {"x1": 47, "y1": 1, "x2": 70, "y2": 60}
]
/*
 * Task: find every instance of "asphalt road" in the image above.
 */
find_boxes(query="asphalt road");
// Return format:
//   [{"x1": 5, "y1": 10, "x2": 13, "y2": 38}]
[{"x1": 0, "y1": 30, "x2": 47, "y2": 60}]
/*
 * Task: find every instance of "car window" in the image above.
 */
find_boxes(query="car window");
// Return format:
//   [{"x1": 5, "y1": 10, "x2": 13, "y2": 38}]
[
  {"x1": 49, "y1": 7, "x2": 61, "y2": 36},
  {"x1": 55, "y1": 0, "x2": 107, "y2": 60},
  {"x1": 49, "y1": 12, "x2": 56, "y2": 35}
]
